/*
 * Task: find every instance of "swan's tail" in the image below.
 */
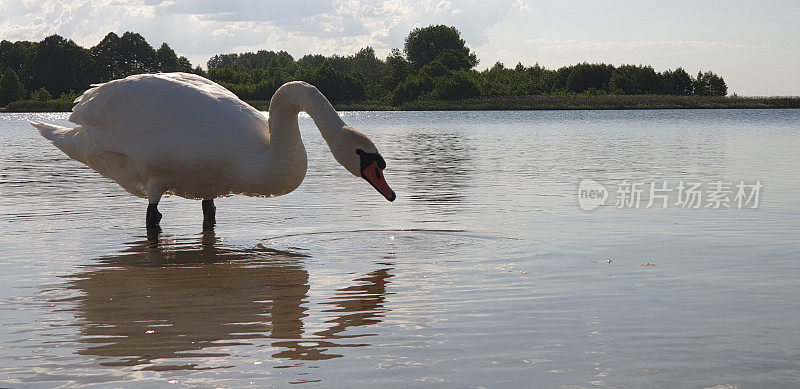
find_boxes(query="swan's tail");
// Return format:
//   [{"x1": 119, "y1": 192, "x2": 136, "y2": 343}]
[
  {"x1": 31, "y1": 121, "x2": 71, "y2": 141},
  {"x1": 31, "y1": 121, "x2": 146, "y2": 198},
  {"x1": 31, "y1": 121, "x2": 92, "y2": 164}
]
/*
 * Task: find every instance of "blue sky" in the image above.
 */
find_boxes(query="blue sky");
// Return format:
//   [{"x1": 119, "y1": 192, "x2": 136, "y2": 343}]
[{"x1": 1, "y1": 0, "x2": 797, "y2": 95}]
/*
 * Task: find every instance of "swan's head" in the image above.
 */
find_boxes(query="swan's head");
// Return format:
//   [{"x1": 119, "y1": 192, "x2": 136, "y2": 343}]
[{"x1": 331, "y1": 126, "x2": 396, "y2": 202}]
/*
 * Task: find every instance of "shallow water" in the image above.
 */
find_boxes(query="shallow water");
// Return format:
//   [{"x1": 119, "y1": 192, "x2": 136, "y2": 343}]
[{"x1": 1, "y1": 110, "x2": 799, "y2": 388}]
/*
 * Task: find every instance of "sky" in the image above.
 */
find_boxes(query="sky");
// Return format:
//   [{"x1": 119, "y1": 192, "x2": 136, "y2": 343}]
[{"x1": 1, "y1": 0, "x2": 798, "y2": 96}]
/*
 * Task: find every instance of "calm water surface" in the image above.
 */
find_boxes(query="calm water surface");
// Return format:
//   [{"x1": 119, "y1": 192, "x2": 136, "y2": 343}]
[{"x1": 1, "y1": 110, "x2": 799, "y2": 388}]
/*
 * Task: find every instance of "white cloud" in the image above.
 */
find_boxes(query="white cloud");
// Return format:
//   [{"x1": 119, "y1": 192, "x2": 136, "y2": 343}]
[
  {"x1": 211, "y1": 28, "x2": 232, "y2": 38},
  {"x1": 511, "y1": 0, "x2": 532, "y2": 15},
  {"x1": 434, "y1": 0, "x2": 462, "y2": 15}
]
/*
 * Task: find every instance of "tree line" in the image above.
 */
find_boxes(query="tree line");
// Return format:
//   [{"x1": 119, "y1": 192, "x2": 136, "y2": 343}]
[
  {"x1": 1, "y1": 25, "x2": 727, "y2": 108},
  {"x1": 0, "y1": 32, "x2": 201, "y2": 106}
]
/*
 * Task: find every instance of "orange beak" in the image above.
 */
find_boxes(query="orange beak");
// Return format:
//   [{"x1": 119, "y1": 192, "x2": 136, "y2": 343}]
[{"x1": 361, "y1": 161, "x2": 396, "y2": 202}]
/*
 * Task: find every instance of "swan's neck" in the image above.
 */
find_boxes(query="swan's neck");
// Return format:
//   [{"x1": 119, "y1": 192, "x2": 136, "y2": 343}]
[
  {"x1": 268, "y1": 82, "x2": 345, "y2": 149},
  {"x1": 258, "y1": 82, "x2": 345, "y2": 195}
]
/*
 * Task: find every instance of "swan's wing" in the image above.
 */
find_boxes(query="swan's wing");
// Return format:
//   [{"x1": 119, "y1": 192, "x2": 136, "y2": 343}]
[{"x1": 69, "y1": 73, "x2": 268, "y2": 168}]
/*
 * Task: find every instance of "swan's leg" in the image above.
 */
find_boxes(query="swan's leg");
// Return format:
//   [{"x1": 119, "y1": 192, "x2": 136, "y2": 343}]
[
  {"x1": 146, "y1": 203, "x2": 162, "y2": 230},
  {"x1": 202, "y1": 199, "x2": 216, "y2": 230},
  {"x1": 146, "y1": 178, "x2": 165, "y2": 230}
]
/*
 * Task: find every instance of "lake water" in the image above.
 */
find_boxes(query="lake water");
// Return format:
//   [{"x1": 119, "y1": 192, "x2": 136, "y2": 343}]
[{"x1": 1, "y1": 109, "x2": 799, "y2": 388}]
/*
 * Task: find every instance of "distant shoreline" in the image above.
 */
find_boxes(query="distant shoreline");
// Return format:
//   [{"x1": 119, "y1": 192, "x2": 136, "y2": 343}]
[
  {"x1": 166, "y1": 95, "x2": 800, "y2": 111},
  {"x1": 390, "y1": 95, "x2": 800, "y2": 111},
  {"x1": 4, "y1": 95, "x2": 799, "y2": 113}
]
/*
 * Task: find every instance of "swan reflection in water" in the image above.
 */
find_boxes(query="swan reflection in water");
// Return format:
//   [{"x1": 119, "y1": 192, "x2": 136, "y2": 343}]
[{"x1": 61, "y1": 230, "x2": 393, "y2": 370}]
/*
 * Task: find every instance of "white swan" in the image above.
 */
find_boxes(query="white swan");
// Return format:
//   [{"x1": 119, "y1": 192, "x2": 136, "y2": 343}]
[{"x1": 31, "y1": 72, "x2": 395, "y2": 229}]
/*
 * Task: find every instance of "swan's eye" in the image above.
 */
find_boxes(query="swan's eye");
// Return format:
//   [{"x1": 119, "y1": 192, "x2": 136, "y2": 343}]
[{"x1": 375, "y1": 168, "x2": 382, "y2": 179}]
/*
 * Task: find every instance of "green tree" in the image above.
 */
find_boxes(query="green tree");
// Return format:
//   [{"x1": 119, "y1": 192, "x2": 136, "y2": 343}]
[
  {"x1": 301, "y1": 63, "x2": 365, "y2": 103},
  {"x1": 28, "y1": 35, "x2": 94, "y2": 97},
  {"x1": 391, "y1": 75, "x2": 427, "y2": 105},
  {"x1": 298, "y1": 54, "x2": 327, "y2": 69},
  {"x1": 177, "y1": 56, "x2": 193, "y2": 72},
  {"x1": 0, "y1": 69, "x2": 26, "y2": 106},
  {"x1": 155, "y1": 42, "x2": 180, "y2": 72},
  {"x1": 91, "y1": 32, "x2": 124, "y2": 81},
  {"x1": 0, "y1": 40, "x2": 37, "y2": 86},
  {"x1": 404, "y1": 25, "x2": 477, "y2": 69},
  {"x1": 191, "y1": 66, "x2": 206, "y2": 77},
  {"x1": 210, "y1": 50, "x2": 295, "y2": 71},
  {"x1": 118, "y1": 32, "x2": 157, "y2": 74},
  {"x1": 340, "y1": 47, "x2": 386, "y2": 100},
  {"x1": 609, "y1": 65, "x2": 661, "y2": 94},
  {"x1": 419, "y1": 61, "x2": 450, "y2": 79},
  {"x1": 480, "y1": 63, "x2": 531, "y2": 96},
  {"x1": 207, "y1": 67, "x2": 240, "y2": 84},
  {"x1": 567, "y1": 63, "x2": 614, "y2": 93},
  {"x1": 609, "y1": 65, "x2": 640, "y2": 94},
  {"x1": 661, "y1": 67, "x2": 693, "y2": 95},
  {"x1": 30, "y1": 86, "x2": 52, "y2": 101},
  {"x1": 380, "y1": 48, "x2": 411, "y2": 97},
  {"x1": 554, "y1": 66, "x2": 572, "y2": 92},
  {"x1": 432, "y1": 71, "x2": 479, "y2": 100},
  {"x1": 435, "y1": 49, "x2": 478, "y2": 71},
  {"x1": 693, "y1": 71, "x2": 727, "y2": 96},
  {"x1": 525, "y1": 63, "x2": 557, "y2": 94},
  {"x1": 637, "y1": 66, "x2": 661, "y2": 94},
  {"x1": 207, "y1": 53, "x2": 239, "y2": 70},
  {"x1": 351, "y1": 47, "x2": 382, "y2": 74}
]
